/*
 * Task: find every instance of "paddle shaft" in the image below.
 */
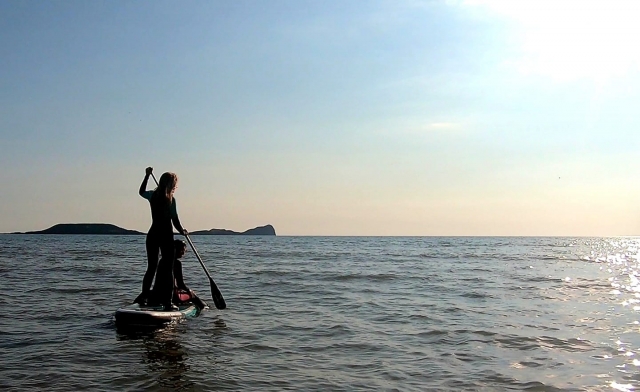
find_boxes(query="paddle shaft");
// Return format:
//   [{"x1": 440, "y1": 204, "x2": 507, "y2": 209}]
[
  {"x1": 149, "y1": 171, "x2": 226, "y2": 309},
  {"x1": 184, "y1": 234, "x2": 212, "y2": 280},
  {"x1": 184, "y1": 232, "x2": 227, "y2": 309}
]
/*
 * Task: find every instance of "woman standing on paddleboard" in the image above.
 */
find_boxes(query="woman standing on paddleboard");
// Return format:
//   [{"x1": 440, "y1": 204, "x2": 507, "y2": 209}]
[{"x1": 135, "y1": 167, "x2": 187, "y2": 310}]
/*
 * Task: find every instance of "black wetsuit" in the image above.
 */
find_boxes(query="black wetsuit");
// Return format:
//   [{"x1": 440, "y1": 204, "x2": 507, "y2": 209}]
[{"x1": 140, "y1": 188, "x2": 183, "y2": 305}]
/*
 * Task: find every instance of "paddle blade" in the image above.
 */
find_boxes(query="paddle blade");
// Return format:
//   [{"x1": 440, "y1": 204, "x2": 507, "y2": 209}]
[{"x1": 209, "y1": 278, "x2": 227, "y2": 310}]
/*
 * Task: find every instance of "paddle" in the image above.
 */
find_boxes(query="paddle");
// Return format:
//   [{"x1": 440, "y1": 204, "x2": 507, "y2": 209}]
[
  {"x1": 184, "y1": 233, "x2": 227, "y2": 310},
  {"x1": 151, "y1": 172, "x2": 227, "y2": 310}
]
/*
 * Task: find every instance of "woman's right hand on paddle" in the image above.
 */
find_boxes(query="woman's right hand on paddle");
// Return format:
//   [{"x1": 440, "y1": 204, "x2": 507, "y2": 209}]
[{"x1": 145, "y1": 167, "x2": 153, "y2": 175}]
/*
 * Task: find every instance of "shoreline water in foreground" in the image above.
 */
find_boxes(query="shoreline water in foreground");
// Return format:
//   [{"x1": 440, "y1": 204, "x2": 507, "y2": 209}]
[{"x1": 1, "y1": 235, "x2": 638, "y2": 390}]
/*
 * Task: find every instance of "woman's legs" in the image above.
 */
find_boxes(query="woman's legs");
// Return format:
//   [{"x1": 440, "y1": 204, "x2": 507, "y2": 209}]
[
  {"x1": 133, "y1": 233, "x2": 160, "y2": 304},
  {"x1": 135, "y1": 230, "x2": 176, "y2": 309},
  {"x1": 155, "y1": 236, "x2": 175, "y2": 307},
  {"x1": 143, "y1": 234, "x2": 160, "y2": 293}
]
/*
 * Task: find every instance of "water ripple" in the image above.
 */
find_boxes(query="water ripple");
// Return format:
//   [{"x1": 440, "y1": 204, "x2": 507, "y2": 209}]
[{"x1": 0, "y1": 235, "x2": 638, "y2": 390}]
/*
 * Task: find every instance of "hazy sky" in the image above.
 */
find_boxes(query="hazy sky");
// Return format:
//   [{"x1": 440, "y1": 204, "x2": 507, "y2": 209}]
[{"x1": 2, "y1": 0, "x2": 639, "y2": 236}]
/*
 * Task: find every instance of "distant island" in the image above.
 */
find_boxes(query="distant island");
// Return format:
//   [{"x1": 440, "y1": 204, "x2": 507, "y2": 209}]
[
  {"x1": 190, "y1": 225, "x2": 276, "y2": 236},
  {"x1": 14, "y1": 223, "x2": 276, "y2": 236},
  {"x1": 17, "y1": 223, "x2": 143, "y2": 235}
]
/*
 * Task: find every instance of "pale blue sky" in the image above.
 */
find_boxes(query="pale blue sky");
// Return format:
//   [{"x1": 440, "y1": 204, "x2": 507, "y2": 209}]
[{"x1": 2, "y1": 0, "x2": 639, "y2": 235}]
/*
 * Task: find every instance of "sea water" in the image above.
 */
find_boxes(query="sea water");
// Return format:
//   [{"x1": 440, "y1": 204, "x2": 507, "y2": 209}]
[{"x1": 0, "y1": 235, "x2": 638, "y2": 391}]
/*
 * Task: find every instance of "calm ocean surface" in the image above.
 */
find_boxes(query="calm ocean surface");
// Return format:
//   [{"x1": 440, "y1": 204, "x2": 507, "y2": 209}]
[{"x1": 1, "y1": 235, "x2": 639, "y2": 391}]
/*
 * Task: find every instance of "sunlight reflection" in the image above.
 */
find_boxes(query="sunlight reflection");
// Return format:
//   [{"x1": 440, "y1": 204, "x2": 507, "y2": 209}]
[
  {"x1": 611, "y1": 381, "x2": 634, "y2": 392},
  {"x1": 593, "y1": 239, "x2": 640, "y2": 389}
]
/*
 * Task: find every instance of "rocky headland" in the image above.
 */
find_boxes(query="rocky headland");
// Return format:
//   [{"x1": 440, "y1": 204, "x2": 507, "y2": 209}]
[{"x1": 15, "y1": 223, "x2": 277, "y2": 236}]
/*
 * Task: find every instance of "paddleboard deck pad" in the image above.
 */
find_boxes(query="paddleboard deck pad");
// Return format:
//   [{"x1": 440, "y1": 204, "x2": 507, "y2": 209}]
[{"x1": 114, "y1": 303, "x2": 200, "y2": 327}]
